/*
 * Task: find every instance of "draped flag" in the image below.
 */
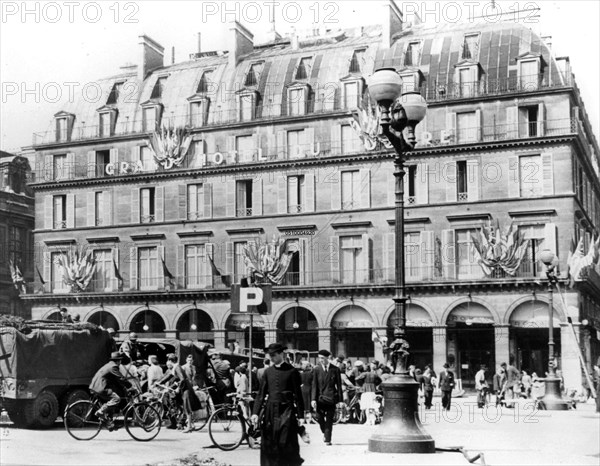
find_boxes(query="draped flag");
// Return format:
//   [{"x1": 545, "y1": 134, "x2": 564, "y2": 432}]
[
  {"x1": 36, "y1": 264, "x2": 46, "y2": 285},
  {"x1": 349, "y1": 90, "x2": 393, "y2": 151},
  {"x1": 9, "y1": 260, "x2": 26, "y2": 294},
  {"x1": 55, "y1": 246, "x2": 96, "y2": 293},
  {"x1": 567, "y1": 235, "x2": 600, "y2": 287},
  {"x1": 243, "y1": 236, "x2": 298, "y2": 285},
  {"x1": 113, "y1": 258, "x2": 123, "y2": 282},
  {"x1": 208, "y1": 254, "x2": 231, "y2": 287},
  {"x1": 148, "y1": 122, "x2": 192, "y2": 169},
  {"x1": 161, "y1": 255, "x2": 175, "y2": 287},
  {"x1": 471, "y1": 220, "x2": 529, "y2": 276}
]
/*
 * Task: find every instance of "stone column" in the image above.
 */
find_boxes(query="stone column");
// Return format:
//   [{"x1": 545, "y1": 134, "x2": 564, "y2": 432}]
[
  {"x1": 374, "y1": 327, "x2": 386, "y2": 363},
  {"x1": 432, "y1": 326, "x2": 446, "y2": 373},
  {"x1": 318, "y1": 328, "x2": 331, "y2": 352},
  {"x1": 213, "y1": 329, "x2": 226, "y2": 349},
  {"x1": 561, "y1": 324, "x2": 582, "y2": 390},
  {"x1": 494, "y1": 325, "x2": 510, "y2": 366}
]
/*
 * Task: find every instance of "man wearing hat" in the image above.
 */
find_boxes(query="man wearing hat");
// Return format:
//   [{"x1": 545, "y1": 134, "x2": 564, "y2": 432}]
[
  {"x1": 119, "y1": 332, "x2": 141, "y2": 363},
  {"x1": 251, "y1": 343, "x2": 304, "y2": 466},
  {"x1": 311, "y1": 349, "x2": 342, "y2": 445},
  {"x1": 89, "y1": 352, "x2": 133, "y2": 428}
]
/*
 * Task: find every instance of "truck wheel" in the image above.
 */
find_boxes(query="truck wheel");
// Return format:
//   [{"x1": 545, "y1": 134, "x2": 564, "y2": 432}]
[
  {"x1": 24, "y1": 391, "x2": 59, "y2": 429},
  {"x1": 62, "y1": 389, "x2": 90, "y2": 415}
]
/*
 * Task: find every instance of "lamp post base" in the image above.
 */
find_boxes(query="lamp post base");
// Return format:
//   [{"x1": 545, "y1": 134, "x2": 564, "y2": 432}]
[
  {"x1": 540, "y1": 376, "x2": 569, "y2": 411},
  {"x1": 368, "y1": 373, "x2": 435, "y2": 454}
]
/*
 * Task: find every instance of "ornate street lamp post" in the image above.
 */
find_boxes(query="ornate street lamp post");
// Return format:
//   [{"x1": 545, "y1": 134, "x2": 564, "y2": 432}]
[
  {"x1": 366, "y1": 68, "x2": 435, "y2": 453},
  {"x1": 538, "y1": 249, "x2": 569, "y2": 410}
]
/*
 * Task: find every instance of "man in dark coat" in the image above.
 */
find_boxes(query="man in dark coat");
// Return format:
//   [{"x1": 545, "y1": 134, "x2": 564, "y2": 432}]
[
  {"x1": 311, "y1": 349, "x2": 342, "y2": 446},
  {"x1": 252, "y1": 343, "x2": 304, "y2": 466},
  {"x1": 438, "y1": 363, "x2": 455, "y2": 410},
  {"x1": 89, "y1": 352, "x2": 132, "y2": 425}
]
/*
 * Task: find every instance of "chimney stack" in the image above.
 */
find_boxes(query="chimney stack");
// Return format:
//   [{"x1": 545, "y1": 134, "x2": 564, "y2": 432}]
[
  {"x1": 197, "y1": 32, "x2": 202, "y2": 53},
  {"x1": 541, "y1": 35, "x2": 552, "y2": 49},
  {"x1": 138, "y1": 35, "x2": 164, "y2": 81},
  {"x1": 290, "y1": 27, "x2": 299, "y2": 50},
  {"x1": 171, "y1": 46, "x2": 175, "y2": 65},
  {"x1": 228, "y1": 21, "x2": 254, "y2": 66},
  {"x1": 381, "y1": 0, "x2": 403, "y2": 49}
]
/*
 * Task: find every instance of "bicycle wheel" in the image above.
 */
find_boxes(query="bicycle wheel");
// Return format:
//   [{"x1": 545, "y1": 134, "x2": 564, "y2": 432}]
[
  {"x1": 208, "y1": 407, "x2": 245, "y2": 451},
  {"x1": 333, "y1": 404, "x2": 347, "y2": 424},
  {"x1": 124, "y1": 403, "x2": 161, "y2": 441},
  {"x1": 64, "y1": 400, "x2": 102, "y2": 441},
  {"x1": 194, "y1": 396, "x2": 215, "y2": 431}
]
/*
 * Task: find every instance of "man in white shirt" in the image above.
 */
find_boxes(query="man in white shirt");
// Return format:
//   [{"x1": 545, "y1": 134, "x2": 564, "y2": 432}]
[{"x1": 146, "y1": 355, "x2": 163, "y2": 391}]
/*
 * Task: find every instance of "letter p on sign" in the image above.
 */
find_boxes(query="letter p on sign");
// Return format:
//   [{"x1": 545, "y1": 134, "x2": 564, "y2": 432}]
[{"x1": 240, "y1": 287, "x2": 263, "y2": 313}]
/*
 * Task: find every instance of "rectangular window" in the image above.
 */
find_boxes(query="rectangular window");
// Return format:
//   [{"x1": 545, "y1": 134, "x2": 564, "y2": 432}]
[
  {"x1": 234, "y1": 241, "x2": 247, "y2": 283},
  {"x1": 519, "y1": 60, "x2": 539, "y2": 90},
  {"x1": 340, "y1": 235, "x2": 362, "y2": 284},
  {"x1": 138, "y1": 246, "x2": 158, "y2": 289},
  {"x1": 190, "y1": 101, "x2": 205, "y2": 127},
  {"x1": 457, "y1": 111, "x2": 477, "y2": 143},
  {"x1": 143, "y1": 107, "x2": 157, "y2": 132},
  {"x1": 53, "y1": 154, "x2": 67, "y2": 181},
  {"x1": 51, "y1": 251, "x2": 68, "y2": 292},
  {"x1": 518, "y1": 106, "x2": 539, "y2": 137},
  {"x1": 281, "y1": 239, "x2": 301, "y2": 285},
  {"x1": 187, "y1": 184, "x2": 204, "y2": 220},
  {"x1": 456, "y1": 229, "x2": 481, "y2": 278},
  {"x1": 343, "y1": 82, "x2": 359, "y2": 109},
  {"x1": 457, "y1": 161, "x2": 468, "y2": 201},
  {"x1": 236, "y1": 135, "x2": 255, "y2": 163},
  {"x1": 95, "y1": 192, "x2": 104, "y2": 226},
  {"x1": 289, "y1": 88, "x2": 305, "y2": 116},
  {"x1": 405, "y1": 42, "x2": 420, "y2": 66},
  {"x1": 53, "y1": 195, "x2": 67, "y2": 229},
  {"x1": 56, "y1": 118, "x2": 68, "y2": 142},
  {"x1": 341, "y1": 125, "x2": 362, "y2": 154},
  {"x1": 245, "y1": 63, "x2": 262, "y2": 87},
  {"x1": 99, "y1": 112, "x2": 112, "y2": 137},
  {"x1": 95, "y1": 150, "x2": 110, "y2": 177},
  {"x1": 295, "y1": 57, "x2": 312, "y2": 80},
  {"x1": 405, "y1": 232, "x2": 421, "y2": 280},
  {"x1": 140, "y1": 187, "x2": 156, "y2": 223},
  {"x1": 459, "y1": 68, "x2": 474, "y2": 98},
  {"x1": 462, "y1": 34, "x2": 479, "y2": 59},
  {"x1": 518, "y1": 225, "x2": 545, "y2": 277},
  {"x1": 287, "y1": 175, "x2": 305, "y2": 213},
  {"x1": 235, "y1": 180, "x2": 253, "y2": 217},
  {"x1": 287, "y1": 129, "x2": 305, "y2": 158},
  {"x1": 186, "y1": 244, "x2": 208, "y2": 288},
  {"x1": 341, "y1": 170, "x2": 360, "y2": 210},
  {"x1": 140, "y1": 146, "x2": 156, "y2": 171},
  {"x1": 239, "y1": 94, "x2": 254, "y2": 121},
  {"x1": 92, "y1": 249, "x2": 112, "y2": 291},
  {"x1": 519, "y1": 155, "x2": 543, "y2": 197},
  {"x1": 407, "y1": 165, "x2": 417, "y2": 204}
]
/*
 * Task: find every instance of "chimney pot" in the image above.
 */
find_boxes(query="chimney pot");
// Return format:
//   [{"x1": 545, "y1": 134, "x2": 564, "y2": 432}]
[{"x1": 228, "y1": 21, "x2": 254, "y2": 66}]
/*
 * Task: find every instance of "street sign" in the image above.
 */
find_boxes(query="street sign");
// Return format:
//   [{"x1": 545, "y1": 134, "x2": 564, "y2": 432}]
[{"x1": 231, "y1": 284, "x2": 272, "y2": 314}]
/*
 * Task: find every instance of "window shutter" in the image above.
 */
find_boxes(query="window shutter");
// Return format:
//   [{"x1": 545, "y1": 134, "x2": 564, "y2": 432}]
[
  {"x1": 179, "y1": 184, "x2": 187, "y2": 220},
  {"x1": 129, "y1": 246, "x2": 138, "y2": 290},
  {"x1": 87, "y1": 192, "x2": 95, "y2": 226},
  {"x1": 507, "y1": 156, "x2": 520, "y2": 198},
  {"x1": 226, "y1": 180, "x2": 236, "y2": 217},
  {"x1": 542, "y1": 153, "x2": 554, "y2": 195},
  {"x1": 103, "y1": 190, "x2": 112, "y2": 226},
  {"x1": 43, "y1": 251, "x2": 50, "y2": 293},
  {"x1": 227, "y1": 135, "x2": 236, "y2": 161},
  {"x1": 446, "y1": 112, "x2": 456, "y2": 140},
  {"x1": 441, "y1": 229, "x2": 456, "y2": 279},
  {"x1": 446, "y1": 162, "x2": 458, "y2": 202},
  {"x1": 204, "y1": 183, "x2": 213, "y2": 219},
  {"x1": 109, "y1": 148, "x2": 118, "y2": 166},
  {"x1": 467, "y1": 159, "x2": 480, "y2": 201},
  {"x1": 111, "y1": 247, "x2": 120, "y2": 291},
  {"x1": 330, "y1": 124, "x2": 341, "y2": 155},
  {"x1": 157, "y1": 245, "x2": 165, "y2": 288},
  {"x1": 330, "y1": 171, "x2": 341, "y2": 210},
  {"x1": 544, "y1": 223, "x2": 557, "y2": 256},
  {"x1": 360, "y1": 233, "x2": 371, "y2": 283},
  {"x1": 177, "y1": 244, "x2": 185, "y2": 289},
  {"x1": 66, "y1": 152, "x2": 74, "y2": 179},
  {"x1": 44, "y1": 154, "x2": 53, "y2": 181},
  {"x1": 305, "y1": 127, "x2": 316, "y2": 157},
  {"x1": 252, "y1": 134, "x2": 260, "y2": 162},
  {"x1": 131, "y1": 146, "x2": 141, "y2": 164},
  {"x1": 475, "y1": 109, "x2": 483, "y2": 141},
  {"x1": 277, "y1": 131, "x2": 286, "y2": 159},
  {"x1": 225, "y1": 242, "x2": 234, "y2": 275},
  {"x1": 305, "y1": 173, "x2": 316, "y2": 212},
  {"x1": 205, "y1": 243, "x2": 214, "y2": 286},
  {"x1": 421, "y1": 231, "x2": 435, "y2": 280},
  {"x1": 131, "y1": 188, "x2": 140, "y2": 223},
  {"x1": 87, "y1": 151, "x2": 96, "y2": 178},
  {"x1": 384, "y1": 233, "x2": 395, "y2": 281},
  {"x1": 359, "y1": 168, "x2": 371, "y2": 208},
  {"x1": 388, "y1": 170, "x2": 395, "y2": 206},
  {"x1": 299, "y1": 238, "x2": 308, "y2": 286},
  {"x1": 66, "y1": 194, "x2": 75, "y2": 228},
  {"x1": 506, "y1": 106, "x2": 518, "y2": 139},
  {"x1": 253, "y1": 178, "x2": 263, "y2": 216},
  {"x1": 278, "y1": 175, "x2": 287, "y2": 214},
  {"x1": 416, "y1": 162, "x2": 429, "y2": 204},
  {"x1": 155, "y1": 186, "x2": 164, "y2": 222},
  {"x1": 537, "y1": 103, "x2": 546, "y2": 136},
  {"x1": 44, "y1": 196, "x2": 53, "y2": 229},
  {"x1": 330, "y1": 236, "x2": 340, "y2": 283}
]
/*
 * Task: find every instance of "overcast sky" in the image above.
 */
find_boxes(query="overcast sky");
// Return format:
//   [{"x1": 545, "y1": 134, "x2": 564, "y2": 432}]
[{"x1": 1, "y1": 0, "x2": 599, "y2": 152}]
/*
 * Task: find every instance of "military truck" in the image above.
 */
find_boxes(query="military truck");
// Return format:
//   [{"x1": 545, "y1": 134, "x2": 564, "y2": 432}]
[{"x1": 0, "y1": 320, "x2": 112, "y2": 428}]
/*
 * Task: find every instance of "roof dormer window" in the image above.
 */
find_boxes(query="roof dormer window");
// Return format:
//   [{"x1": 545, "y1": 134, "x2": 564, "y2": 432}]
[
  {"x1": 54, "y1": 112, "x2": 75, "y2": 143},
  {"x1": 349, "y1": 49, "x2": 365, "y2": 73},
  {"x1": 295, "y1": 57, "x2": 312, "y2": 80},
  {"x1": 97, "y1": 107, "x2": 118, "y2": 138},
  {"x1": 516, "y1": 53, "x2": 544, "y2": 91},
  {"x1": 461, "y1": 33, "x2": 480, "y2": 60},
  {"x1": 150, "y1": 76, "x2": 167, "y2": 99},
  {"x1": 404, "y1": 42, "x2": 421, "y2": 67},
  {"x1": 238, "y1": 90, "x2": 259, "y2": 121},
  {"x1": 106, "y1": 82, "x2": 124, "y2": 105},
  {"x1": 141, "y1": 102, "x2": 163, "y2": 132},
  {"x1": 244, "y1": 63, "x2": 263, "y2": 87},
  {"x1": 287, "y1": 84, "x2": 311, "y2": 116}
]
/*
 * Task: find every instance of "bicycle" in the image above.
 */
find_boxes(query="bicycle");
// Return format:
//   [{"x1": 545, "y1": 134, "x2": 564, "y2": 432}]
[
  {"x1": 64, "y1": 389, "x2": 161, "y2": 442},
  {"x1": 148, "y1": 383, "x2": 217, "y2": 431},
  {"x1": 208, "y1": 392, "x2": 261, "y2": 451},
  {"x1": 334, "y1": 388, "x2": 366, "y2": 424}
]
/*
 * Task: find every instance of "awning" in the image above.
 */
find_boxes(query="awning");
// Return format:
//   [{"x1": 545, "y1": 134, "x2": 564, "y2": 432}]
[
  {"x1": 331, "y1": 306, "x2": 373, "y2": 329},
  {"x1": 226, "y1": 314, "x2": 265, "y2": 330},
  {"x1": 509, "y1": 302, "x2": 561, "y2": 328},
  {"x1": 447, "y1": 303, "x2": 495, "y2": 325},
  {"x1": 389, "y1": 305, "x2": 434, "y2": 327}
]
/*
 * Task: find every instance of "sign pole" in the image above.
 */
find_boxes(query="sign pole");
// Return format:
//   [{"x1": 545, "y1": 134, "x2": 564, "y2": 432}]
[{"x1": 248, "y1": 312, "x2": 253, "y2": 394}]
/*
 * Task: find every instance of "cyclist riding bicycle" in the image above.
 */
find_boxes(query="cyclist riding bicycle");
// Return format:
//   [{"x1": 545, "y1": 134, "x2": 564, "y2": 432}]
[{"x1": 89, "y1": 351, "x2": 133, "y2": 429}]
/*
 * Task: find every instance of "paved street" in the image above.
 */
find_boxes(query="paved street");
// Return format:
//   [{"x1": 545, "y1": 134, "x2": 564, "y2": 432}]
[{"x1": 1, "y1": 396, "x2": 598, "y2": 466}]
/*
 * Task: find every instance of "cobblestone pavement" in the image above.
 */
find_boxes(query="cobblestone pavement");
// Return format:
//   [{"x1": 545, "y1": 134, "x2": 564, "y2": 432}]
[{"x1": 1, "y1": 396, "x2": 598, "y2": 466}]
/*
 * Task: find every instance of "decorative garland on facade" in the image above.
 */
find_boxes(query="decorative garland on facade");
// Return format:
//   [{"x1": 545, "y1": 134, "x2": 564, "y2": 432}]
[
  {"x1": 471, "y1": 221, "x2": 529, "y2": 276},
  {"x1": 148, "y1": 122, "x2": 193, "y2": 169},
  {"x1": 55, "y1": 246, "x2": 97, "y2": 293}
]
